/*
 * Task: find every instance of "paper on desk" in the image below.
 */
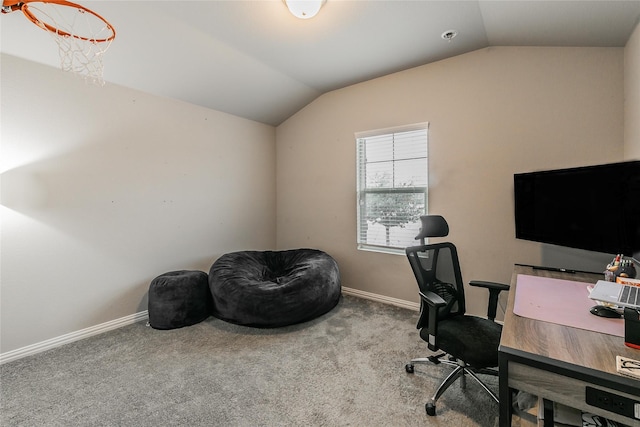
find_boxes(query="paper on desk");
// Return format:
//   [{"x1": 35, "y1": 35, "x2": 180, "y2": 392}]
[{"x1": 513, "y1": 274, "x2": 624, "y2": 337}]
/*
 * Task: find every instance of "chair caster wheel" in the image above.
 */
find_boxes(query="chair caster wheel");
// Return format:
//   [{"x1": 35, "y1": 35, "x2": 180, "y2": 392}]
[
  {"x1": 405, "y1": 364, "x2": 414, "y2": 373},
  {"x1": 425, "y1": 402, "x2": 436, "y2": 416}
]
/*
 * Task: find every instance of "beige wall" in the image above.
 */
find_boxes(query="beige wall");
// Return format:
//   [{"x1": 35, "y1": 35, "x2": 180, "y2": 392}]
[
  {"x1": 0, "y1": 55, "x2": 276, "y2": 354},
  {"x1": 2, "y1": 43, "x2": 632, "y2": 355},
  {"x1": 625, "y1": 21, "x2": 640, "y2": 159},
  {"x1": 276, "y1": 47, "x2": 625, "y2": 316}
]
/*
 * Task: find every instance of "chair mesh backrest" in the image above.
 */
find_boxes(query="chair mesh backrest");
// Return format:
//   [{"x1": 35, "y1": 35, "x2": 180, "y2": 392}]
[{"x1": 406, "y1": 242, "x2": 466, "y2": 327}]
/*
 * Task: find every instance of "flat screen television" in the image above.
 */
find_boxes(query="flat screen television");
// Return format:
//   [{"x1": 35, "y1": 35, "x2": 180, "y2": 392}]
[{"x1": 514, "y1": 161, "x2": 640, "y2": 257}]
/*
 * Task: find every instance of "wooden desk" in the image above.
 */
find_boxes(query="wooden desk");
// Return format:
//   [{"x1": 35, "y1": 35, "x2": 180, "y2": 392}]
[{"x1": 499, "y1": 265, "x2": 640, "y2": 427}]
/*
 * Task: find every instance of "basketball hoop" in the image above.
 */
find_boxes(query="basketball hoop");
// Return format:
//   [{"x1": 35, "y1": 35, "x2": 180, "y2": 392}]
[{"x1": 2, "y1": 0, "x2": 116, "y2": 85}]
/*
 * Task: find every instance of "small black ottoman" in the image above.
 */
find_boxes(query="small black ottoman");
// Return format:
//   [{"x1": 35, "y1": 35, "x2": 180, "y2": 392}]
[
  {"x1": 148, "y1": 270, "x2": 212, "y2": 330},
  {"x1": 209, "y1": 249, "x2": 341, "y2": 328}
]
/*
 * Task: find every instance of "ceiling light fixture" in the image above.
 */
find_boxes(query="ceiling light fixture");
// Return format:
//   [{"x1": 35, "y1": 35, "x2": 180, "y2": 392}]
[
  {"x1": 441, "y1": 30, "x2": 458, "y2": 42},
  {"x1": 284, "y1": 0, "x2": 326, "y2": 19}
]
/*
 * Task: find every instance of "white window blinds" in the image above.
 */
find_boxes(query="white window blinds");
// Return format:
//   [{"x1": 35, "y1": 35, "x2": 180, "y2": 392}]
[{"x1": 356, "y1": 124, "x2": 428, "y2": 252}]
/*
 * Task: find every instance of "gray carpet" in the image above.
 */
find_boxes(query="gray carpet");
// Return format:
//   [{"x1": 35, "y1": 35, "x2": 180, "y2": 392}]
[{"x1": 1, "y1": 295, "x2": 499, "y2": 426}]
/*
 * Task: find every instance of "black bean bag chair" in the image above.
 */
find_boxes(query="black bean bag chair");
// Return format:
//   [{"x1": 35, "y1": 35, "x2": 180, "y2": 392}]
[
  {"x1": 148, "y1": 270, "x2": 212, "y2": 330},
  {"x1": 208, "y1": 249, "x2": 341, "y2": 327}
]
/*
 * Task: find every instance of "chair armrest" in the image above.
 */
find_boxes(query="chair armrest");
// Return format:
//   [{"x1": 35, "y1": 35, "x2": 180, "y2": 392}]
[
  {"x1": 469, "y1": 280, "x2": 510, "y2": 292},
  {"x1": 469, "y1": 280, "x2": 510, "y2": 321},
  {"x1": 418, "y1": 290, "x2": 447, "y2": 307},
  {"x1": 418, "y1": 291, "x2": 446, "y2": 351}
]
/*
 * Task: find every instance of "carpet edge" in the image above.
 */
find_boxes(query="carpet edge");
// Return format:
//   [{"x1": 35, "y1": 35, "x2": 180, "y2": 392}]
[
  {"x1": 0, "y1": 311, "x2": 149, "y2": 365},
  {"x1": 1, "y1": 289, "x2": 419, "y2": 365},
  {"x1": 342, "y1": 287, "x2": 419, "y2": 311}
]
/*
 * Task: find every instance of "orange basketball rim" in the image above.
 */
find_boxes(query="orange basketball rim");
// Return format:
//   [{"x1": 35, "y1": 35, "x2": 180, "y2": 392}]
[{"x1": 1, "y1": 0, "x2": 116, "y2": 42}]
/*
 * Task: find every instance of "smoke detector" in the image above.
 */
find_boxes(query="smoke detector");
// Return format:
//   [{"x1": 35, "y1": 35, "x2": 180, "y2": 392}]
[{"x1": 441, "y1": 30, "x2": 458, "y2": 42}]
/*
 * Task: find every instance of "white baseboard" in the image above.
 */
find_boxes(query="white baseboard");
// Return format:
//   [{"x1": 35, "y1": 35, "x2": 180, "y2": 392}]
[
  {"x1": 1, "y1": 290, "x2": 414, "y2": 365},
  {"x1": 342, "y1": 286, "x2": 419, "y2": 311},
  {"x1": 0, "y1": 311, "x2": 149, "y2": 365}
]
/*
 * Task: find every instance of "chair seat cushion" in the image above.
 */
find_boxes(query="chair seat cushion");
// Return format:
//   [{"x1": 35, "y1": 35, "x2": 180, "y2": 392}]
[{"x1": 420, "y1": 315, "x2": 502, "y2": 368}]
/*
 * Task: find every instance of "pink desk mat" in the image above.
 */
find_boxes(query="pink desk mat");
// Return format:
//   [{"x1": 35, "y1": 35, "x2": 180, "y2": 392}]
[{"x1": 513, "y1": 274, "x2": 624, "y2": 337}]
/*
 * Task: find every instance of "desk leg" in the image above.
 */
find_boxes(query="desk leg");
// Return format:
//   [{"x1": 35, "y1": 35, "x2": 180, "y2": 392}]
[
  {"x1": 542, "y1": 399, "x2": 554, "y2": 427},
  {"x1": 498, "y1": 352, "x2": 512, "y2": 427}
]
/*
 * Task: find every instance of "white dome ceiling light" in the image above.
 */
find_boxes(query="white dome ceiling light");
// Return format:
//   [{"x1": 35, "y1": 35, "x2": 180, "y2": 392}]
[{"x1": 284, "y1": 0, "x2": 326, "y2": 19}]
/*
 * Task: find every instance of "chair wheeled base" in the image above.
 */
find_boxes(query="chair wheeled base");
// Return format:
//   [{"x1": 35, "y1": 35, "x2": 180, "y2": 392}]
[{"x1": 405, "y1": 353, "x2": 499, "y2": 416}]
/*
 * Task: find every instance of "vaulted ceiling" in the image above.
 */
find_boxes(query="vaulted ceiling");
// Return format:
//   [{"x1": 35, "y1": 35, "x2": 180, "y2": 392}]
[{"x1": 2, "y1": 1, "x2": 640, "y2": 126}]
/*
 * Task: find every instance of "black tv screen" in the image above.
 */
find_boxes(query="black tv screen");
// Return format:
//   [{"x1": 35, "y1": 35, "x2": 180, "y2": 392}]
[{"x1": 514, "y1": 161, "x2": 640, "y2": 257}]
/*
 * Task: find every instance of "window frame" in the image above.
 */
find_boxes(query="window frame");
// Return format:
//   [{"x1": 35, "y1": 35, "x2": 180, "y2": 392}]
[{"x1": 355, "y1": 123, "x2": 429, "y2": 255}]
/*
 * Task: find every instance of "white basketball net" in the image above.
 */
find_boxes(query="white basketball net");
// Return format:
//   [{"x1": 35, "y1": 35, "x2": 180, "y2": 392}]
[{"x1": 23, "y1": 1, "x2": 115, "y2": 86}]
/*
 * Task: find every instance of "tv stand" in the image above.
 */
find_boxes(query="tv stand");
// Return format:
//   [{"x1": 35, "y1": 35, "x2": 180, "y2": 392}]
[
  {"x1": 532, "y1": 265, "x2": 576, "y2": 274},
  {"x1": 515, "y1": 263, "x2": 577, "y2": 274},
  {"x1": 514, "y1": 263, "x2": 607, "y2": 275}
]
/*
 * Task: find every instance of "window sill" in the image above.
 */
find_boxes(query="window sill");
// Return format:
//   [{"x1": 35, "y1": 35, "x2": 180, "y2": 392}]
[{"x1": 357, "y1": 245, "x2": 406, "y2": 256}]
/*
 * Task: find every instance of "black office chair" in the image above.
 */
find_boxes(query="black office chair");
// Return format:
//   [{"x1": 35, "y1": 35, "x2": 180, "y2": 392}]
[{"x1": 404, "y1": 215, "x2": 509, "y2": 416}]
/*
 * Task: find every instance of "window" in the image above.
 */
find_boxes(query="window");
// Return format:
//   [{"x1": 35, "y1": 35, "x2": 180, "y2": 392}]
[{"x1": 356, "y1": 123, "x2": 428, "y2": 253}]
